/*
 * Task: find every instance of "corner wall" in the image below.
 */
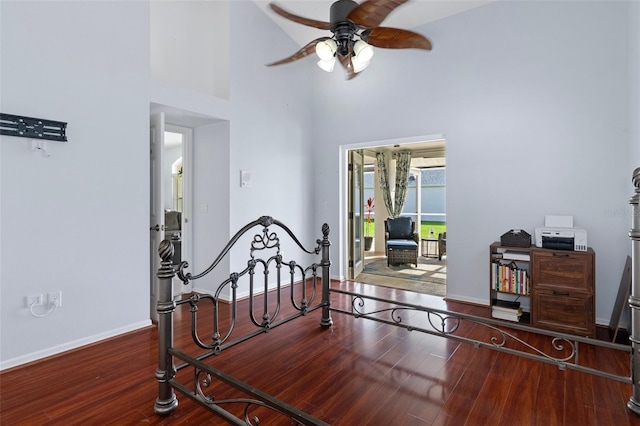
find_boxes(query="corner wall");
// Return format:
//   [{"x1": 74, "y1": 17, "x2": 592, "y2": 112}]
[{"x1": 311, "y1": 0, "x2": 631, "y2": 324}]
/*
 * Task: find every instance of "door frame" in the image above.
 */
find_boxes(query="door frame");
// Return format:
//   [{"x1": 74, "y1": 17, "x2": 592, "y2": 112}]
[
  {"x1": 150, "y1": 112, "x2": 166, "y2": 323},
  {"x1": 348, "y1": 149, "x2": 365, "y2": 279},
  {"x1": 340, "y1": 134, "x2": 446, "y2": 281}
]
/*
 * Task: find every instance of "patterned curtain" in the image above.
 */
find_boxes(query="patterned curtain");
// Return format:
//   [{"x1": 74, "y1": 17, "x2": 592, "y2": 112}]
[
  {"x1": 376, "y1": 152, "x2": 394, "y2": 216},
  {"x1": 392, "y1": 151, "x2": 412, "y2": 217}
]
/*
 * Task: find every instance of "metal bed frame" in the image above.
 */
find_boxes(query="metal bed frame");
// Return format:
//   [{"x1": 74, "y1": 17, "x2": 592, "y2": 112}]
[{"x1": 154, "y1": 168, "x2": 640, "y2": 424}]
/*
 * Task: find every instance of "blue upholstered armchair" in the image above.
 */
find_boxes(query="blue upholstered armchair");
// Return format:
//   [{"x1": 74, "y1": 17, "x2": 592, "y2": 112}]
[{"x1": 384, "y1": 216, "x2": 419, "y2": 267}]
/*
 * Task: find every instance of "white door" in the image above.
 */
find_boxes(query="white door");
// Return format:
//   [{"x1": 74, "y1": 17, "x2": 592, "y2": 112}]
[
  {"x1": 349, "y1": 149, "x2": 365, "y2": 279},
  {"x1": 149, "y1": 112, "x2": 165, "y2": 322}
]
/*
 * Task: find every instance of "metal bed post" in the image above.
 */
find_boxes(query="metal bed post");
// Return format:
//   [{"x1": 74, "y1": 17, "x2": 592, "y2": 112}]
[
  {"x1": 319, "y1": 223, "x2": 333, "y2": 328},
  {"x1": 628, "y1": 167, "x2": 640, "y2": 415},
  {"x1": 154, "y1": 240, "x2": 179, "y2": 415}
]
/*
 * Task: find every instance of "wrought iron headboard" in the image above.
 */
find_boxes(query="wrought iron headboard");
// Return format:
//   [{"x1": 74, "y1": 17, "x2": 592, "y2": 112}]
[{"x1": 154, "y1": 216, "x2": 332, "y2": 424}]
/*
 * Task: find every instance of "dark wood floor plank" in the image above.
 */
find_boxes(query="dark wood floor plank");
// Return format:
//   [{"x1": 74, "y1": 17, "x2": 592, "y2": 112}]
[
  {"x1": 497, "y1": 355, "x2": 541, "y2": 425},
  {"x1": 461, "y1": 349, "x2": 510, "y2": 425},
  {"x1": 2, "y1": 280, "x2": 639, "y2": 425}
]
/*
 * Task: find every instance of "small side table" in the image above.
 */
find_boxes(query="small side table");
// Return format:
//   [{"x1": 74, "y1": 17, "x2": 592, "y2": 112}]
[{"x1": 421, "y1": 238, "x2": 439, "y2": 258}]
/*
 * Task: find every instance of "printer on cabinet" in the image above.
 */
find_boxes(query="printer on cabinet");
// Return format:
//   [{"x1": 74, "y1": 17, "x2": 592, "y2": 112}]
[{"x1": 534, "y1": 227, "x2": 588, "y2": 251}]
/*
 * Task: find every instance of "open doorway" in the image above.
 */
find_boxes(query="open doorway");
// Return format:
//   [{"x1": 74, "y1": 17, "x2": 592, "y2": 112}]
[
  {"x1": 346, "y1": 139, "x2": 446, "y2": 297},
  {"x1": 150, "y1": 113, "x2": 193, "y2": 322}
]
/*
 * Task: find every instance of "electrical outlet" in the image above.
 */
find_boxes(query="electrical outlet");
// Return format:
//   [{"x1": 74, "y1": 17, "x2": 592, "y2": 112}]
[
  {"x1": 25, "y1": 294, "x2": 43, "y2": 308},
  {"x1": 48, "y1": 291, "x2": 62, "y2": 308}
]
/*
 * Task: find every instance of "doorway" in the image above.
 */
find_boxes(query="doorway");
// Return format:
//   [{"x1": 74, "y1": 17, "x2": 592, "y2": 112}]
[
  {"x1": 345, "y1": 138, "x2": 447, "y2": 297},
  {"x1": 150, "y1": 113, "x2": 193, "y2": 322}
]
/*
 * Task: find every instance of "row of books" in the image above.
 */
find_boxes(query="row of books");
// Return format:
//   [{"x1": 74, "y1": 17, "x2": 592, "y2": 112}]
[
  {"x1": 491, "y1": 299, "x2": 523, "y2": 322},
  {"x1": 491, "y1": 261, "x2": 530, "y2": 295}
]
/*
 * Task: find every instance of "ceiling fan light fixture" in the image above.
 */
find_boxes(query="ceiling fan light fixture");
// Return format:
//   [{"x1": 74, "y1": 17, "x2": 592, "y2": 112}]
[
  {"x1": 317, "y1": 56, "x2": 337, "y2": 72},
  {"x1": 266, "y1": 0, "x2": 431, "y2": 79},
  {"x1": 315, "y1": 39, "x2": 337, "y2": 61},
  {"x1": 353, "y1": 40, "x2": 374, "y2": 63}
]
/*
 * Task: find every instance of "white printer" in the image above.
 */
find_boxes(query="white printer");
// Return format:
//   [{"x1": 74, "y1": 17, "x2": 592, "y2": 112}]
[{"x1": 534, "y1": 215, "x2": 588, "y2": 252}]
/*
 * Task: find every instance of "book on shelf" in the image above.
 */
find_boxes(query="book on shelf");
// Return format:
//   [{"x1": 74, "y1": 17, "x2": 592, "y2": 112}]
[
  {"x1": 491, "y1": 307, "x2": 523, "y2": 322},
  {"x1": 492, "y1": 305, "x2": 522, "y2": 314}
]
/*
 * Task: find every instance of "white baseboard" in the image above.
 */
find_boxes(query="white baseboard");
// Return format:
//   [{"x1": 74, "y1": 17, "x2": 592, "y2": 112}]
[
  {"x1": 444, "y1": 293, "x2": 488, "y2": 306},
  {"x1": 0, "y1": 319, "x2": 152, "y2": 371}
]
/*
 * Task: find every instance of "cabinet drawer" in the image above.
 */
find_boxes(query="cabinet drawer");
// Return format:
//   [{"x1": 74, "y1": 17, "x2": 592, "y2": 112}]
[
  {"x1": 532, "y1": 251, "x2": 593, "y2": 291},
  {"x1": 532, "y1": 289, "x2": 595, "y2": 337}
]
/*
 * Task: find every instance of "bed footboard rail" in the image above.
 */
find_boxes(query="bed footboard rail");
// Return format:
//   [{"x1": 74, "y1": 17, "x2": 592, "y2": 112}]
[
  {"x1": 168, "y1": 347, "x2": 330, "y2": 425},
  {"x1": 154, "y1": 216, "x2": 332, "y2": 422}
]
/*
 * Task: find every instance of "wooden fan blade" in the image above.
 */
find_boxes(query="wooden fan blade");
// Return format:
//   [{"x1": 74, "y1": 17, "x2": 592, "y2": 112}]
[
  {"x1": 267, "y1": 37, "x2": 330, "y2": 66},
  {"x1": 367, "y1": 27, "x2": 432, "y2": 50},
  {"x1": 338, "y1": 52, "x2": 358, "y2": 80},
  {"x1": 347, "y1": 0, "x2": 409, "y2": 29},
  {"x1": 269, "y1": 3, "x2": 332, "y2": 30}
]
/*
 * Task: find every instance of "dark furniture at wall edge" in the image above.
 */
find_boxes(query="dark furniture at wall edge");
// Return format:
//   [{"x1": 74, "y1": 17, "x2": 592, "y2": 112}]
[{"x1": 438, "y1": 232, "x2": 447, "y2": 260}]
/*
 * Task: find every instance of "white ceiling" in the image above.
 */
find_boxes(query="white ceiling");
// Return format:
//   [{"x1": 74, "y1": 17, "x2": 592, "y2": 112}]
[{"x1": 253, "y1": 0, "x2": 495, "y2": 47}]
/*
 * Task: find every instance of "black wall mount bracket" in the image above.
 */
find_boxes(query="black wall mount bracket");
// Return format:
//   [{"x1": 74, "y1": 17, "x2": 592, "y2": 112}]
[{"x1": 0, "y1": 113, "x2": 67, "y2": 142}]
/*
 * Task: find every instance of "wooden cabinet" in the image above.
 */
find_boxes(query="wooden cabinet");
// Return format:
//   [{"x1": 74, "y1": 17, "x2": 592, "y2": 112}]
[
  {"x1": 489, "y1": 243, "x2": 596, "y2": 337},
  {"x1": 531, "y1": 249, "x2": 595, "y2": 337}
]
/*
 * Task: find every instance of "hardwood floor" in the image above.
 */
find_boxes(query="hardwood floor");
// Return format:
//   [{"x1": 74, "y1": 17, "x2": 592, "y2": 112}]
[{"x1": 1, "y1": 280, "x2": 639, "y2": 425}]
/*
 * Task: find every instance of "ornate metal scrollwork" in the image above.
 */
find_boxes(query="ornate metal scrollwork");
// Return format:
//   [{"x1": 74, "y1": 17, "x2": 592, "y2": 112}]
[
  {"x1": 176, "y1": 260, "x2": 191, "y2": 285},
  {"x1": 251, "y1": 227, "x2": 281, "y2": 259},
  {"x1": 425, "y1": 311, "x2": 461, "y2": 334},
  {"x1": 334, "y1": 289, "x2": 627, "y2": 380},
  {"x1": 195, "y1": 369, "x2": 214, "y2": 403}
]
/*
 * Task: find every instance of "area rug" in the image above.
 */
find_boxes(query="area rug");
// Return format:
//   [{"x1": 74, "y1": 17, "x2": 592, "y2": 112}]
[{"x1": 356, "y1": 254, "x2": 447, "y2": 297}]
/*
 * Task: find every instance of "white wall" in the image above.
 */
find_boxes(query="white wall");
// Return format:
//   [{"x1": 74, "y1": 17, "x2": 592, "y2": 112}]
[
  {"x1": 150, "y1": 0, "x2": 230, "y2": 100},
  {"x1": 0, "y1": 0, "x2": 316, "y2": 368},
  {"x1": 0, "y1": 1, "x2": 150, "y2": 368},
  {"x1": 226, "y1": 1, "x2": 317, "y2": 297},
  {"x1": 190, "y1": 121, "x2": 232, "y2": 295},
  {"x1": 149, "y1": 1, "x2": 317, "y2": 300},
  {"x1": 311, "y1": 0, "x2": 634, "y2": 324}
]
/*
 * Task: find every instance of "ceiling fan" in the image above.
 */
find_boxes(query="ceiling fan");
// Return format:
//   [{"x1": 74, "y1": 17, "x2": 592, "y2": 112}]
[{"x1": 266, "y1": 0, "x2": 432, "y2": 79}]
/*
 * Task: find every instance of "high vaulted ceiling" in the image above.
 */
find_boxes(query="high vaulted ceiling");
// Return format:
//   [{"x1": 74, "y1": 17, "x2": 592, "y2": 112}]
[
  {"x1": 254, "y1": 0, "x2": 495, "y2": 48},
  {"x1": 252, "y1": 1, "x2": 492, "y2": 166}
]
